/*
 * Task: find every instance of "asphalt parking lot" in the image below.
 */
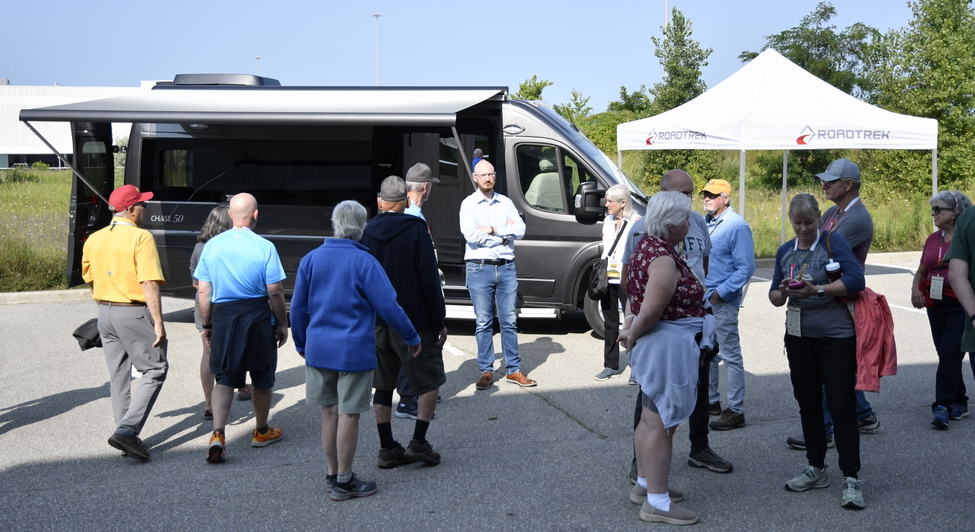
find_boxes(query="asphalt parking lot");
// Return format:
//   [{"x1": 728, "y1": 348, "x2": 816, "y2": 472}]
[{"x1": 1, "y1": 252, "x2": 972, "y2": 531}]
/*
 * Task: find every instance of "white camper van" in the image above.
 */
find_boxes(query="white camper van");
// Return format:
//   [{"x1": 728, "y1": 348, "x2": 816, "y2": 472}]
[{"x1": 20, "y1": 75, "x2": 644, "y2": 336}]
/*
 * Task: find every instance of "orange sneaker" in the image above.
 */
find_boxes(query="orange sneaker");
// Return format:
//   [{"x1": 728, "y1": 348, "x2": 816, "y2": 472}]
[
  {"x1": 251, "y1": 426, "x2": 283, "y2": 448},
  {"x1": 206, "y1": 431, "x2": 226, "y2": 463}
]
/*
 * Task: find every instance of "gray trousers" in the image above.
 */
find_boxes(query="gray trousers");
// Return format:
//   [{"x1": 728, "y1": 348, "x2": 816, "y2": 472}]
[{"x1": 98, "y1": 304, "x2": 168, "y2": 437}]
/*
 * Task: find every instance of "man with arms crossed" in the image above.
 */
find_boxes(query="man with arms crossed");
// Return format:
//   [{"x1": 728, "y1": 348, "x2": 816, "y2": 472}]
[
  {"x1": 621, "y1": 170, "x2": 732, "y2": 477},
  {"x1": 195, "y1": 193, "x2": 289, "y2": 463},
  {"x1": 83, "y1": 185, "x2": 167, "y2": 461},
  {"x1": 461, "y1": 159, "x2": 535, "y2": 390}
]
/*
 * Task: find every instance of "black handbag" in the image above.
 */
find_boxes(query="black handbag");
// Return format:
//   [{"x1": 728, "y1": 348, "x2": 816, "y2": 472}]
[{"x1": 587, "y1": 220, "x2": 628, "y2": 301}]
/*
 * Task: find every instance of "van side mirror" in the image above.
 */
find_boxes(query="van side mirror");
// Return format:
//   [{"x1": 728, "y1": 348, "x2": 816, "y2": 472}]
[{"x1": 573, "y1": 180, "x2": 604, "y2": 225}]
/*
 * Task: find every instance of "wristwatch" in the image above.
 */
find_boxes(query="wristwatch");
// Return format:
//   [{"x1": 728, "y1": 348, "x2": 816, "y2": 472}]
[{"x1": 817, "y1": 287, "x2": 825, "y2": 298}]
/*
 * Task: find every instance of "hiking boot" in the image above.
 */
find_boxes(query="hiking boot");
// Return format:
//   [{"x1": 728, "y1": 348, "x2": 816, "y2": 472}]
[
  {"x1": 950, "y1": 403, "x2": 969, "y2": 420},
  {"x1": 325, "y1": 474, "x2": 337, "y2": 493},
  {"x1": 858, "y1": 413, "x2": 880, "y2": 432},
  {"x1": 595, "y1": 367, "x2": 623, "y2": 381},
  {"x1": 377, "y1": 442, "x2": 415, "y2": 469},
  {"x1": 108, "y1": 433, "x2": 150, "y2": 462},
  {"x1": 206, "y1": 431, "x2": 226, "y2": 463},
  {"x1": 639, "y1": 500, "x2": 699, "y2": 525},
  {"x1": 251, "y1": 426, "x2": 283, "y2": 447},
  {"x1": 505, "y1": 371, "x2": 537, "y2": 387},
  {"x1": 708, "y1": 402, "x2": 721, "y2": 416},
  {"x1": 405, "y1": 438, "x2": 441, "y2": 466},
  {"x1": 841, "y1": 476, "x2": 865, "y2": 509},
  {"x1": 709, "y1": 408, "x2": 745, "y2": 430},
  {"x1": 785, "y1": 465, "x2": 829, "y2": 492},
  {"x1": 688, "y1": 446, "x2": 733, "y2": 473},
  {"x1": 932, "y1": 405, "x2": 950, "y2": 430},
  {"x1": 786, "y1": 433, "x2": 833, "y2": 450},
  {"x1": 329, "y1": 473, "x2": 377, "y2": 501},
  {"x1": 629, "y1": 484, "x2": 684, "y2": 504}
]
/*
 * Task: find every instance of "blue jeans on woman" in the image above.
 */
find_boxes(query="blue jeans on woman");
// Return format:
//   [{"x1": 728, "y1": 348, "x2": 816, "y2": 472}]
[{"x1": 466, "y1": 261, "x2": 521, "y2": 375}]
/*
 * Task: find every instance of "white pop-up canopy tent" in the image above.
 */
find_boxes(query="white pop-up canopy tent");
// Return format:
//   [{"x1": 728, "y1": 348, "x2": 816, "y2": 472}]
[{"x1": 617, "y1": 49, "x2": 939, "y2": 241}]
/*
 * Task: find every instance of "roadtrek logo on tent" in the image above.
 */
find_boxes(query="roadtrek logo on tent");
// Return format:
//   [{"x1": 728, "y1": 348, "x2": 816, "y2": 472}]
[
  {"x1": 645, "y1": 129, "x2": 708, "y2": 146},
  {"x1": 796, "y1": 125, "x2": 891, "y2": 145}
]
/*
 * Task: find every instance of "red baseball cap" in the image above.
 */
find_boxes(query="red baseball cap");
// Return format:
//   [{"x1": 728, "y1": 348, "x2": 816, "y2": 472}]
[{"x1": 109, "y1": 185, "x2": 153, "y2": 212}]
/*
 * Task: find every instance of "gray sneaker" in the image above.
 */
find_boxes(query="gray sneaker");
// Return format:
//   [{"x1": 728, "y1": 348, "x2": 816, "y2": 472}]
[
  {"x1": 639, "y1": 500, "x2": 699, "y2": 525},
  {"x1": 630, "y1": 484, "x2": 684, "y2": 504},
  {"x1": 785, "y1": 465, "x2": 830, "y2": 492},
  {"x1": 688, "y1": 446, "x2": 733, "y2": 473},
  {"x1": 329, "y1": 473, "x2": 377, "y2": 501},
  {"x1": 595, "y1": 367, "x2": 623, "y2": 380},
  {"x1": 841, "y1": 477, "x2": 865, "y2": 509}
]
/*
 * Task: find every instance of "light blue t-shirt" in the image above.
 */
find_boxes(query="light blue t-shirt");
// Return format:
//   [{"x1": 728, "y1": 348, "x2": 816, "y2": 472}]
[{"x1": 194, "y1": 228, "x2": 286, "y2": 304}]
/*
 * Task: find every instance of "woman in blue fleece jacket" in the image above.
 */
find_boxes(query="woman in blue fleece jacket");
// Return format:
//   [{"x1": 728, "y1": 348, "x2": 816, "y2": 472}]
[{"x1": 290, "y1": 200, "x2": 419, "y2": 501}]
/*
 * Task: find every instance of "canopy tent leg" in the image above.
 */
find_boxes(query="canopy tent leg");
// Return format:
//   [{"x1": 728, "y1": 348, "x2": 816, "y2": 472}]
[
  {"x1": 781, "y1": 150, "x2": 788, "y2": 244},
  {"x1": 932, "y1": 148, "x2": 938, "y2": 196},
  {"x1": 739, "y1": 149, "x2": 746, "y2": 216}
]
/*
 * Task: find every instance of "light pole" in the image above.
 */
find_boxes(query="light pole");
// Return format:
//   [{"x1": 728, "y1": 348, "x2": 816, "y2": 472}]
[
  {"x1": 255, "y1": 56, "x2": 261, "y2": 76},
  {"x1": 373, "y1": 13, "x2": 381, "y2": 86}
]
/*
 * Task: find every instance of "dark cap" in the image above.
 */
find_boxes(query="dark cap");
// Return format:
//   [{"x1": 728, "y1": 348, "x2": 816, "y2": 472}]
[
  {"x1": 379, "y1": 175, "x2": 407, "y2": 202},
  {"x1": 816, "y1": 158, "x2": 861, "y2": 182},
  {"x1": 405, "y1": 162, "x2": 440, "y2": 183},
  {"x1": 109, "y1": 185, "x2": 153, "y2": 212}
]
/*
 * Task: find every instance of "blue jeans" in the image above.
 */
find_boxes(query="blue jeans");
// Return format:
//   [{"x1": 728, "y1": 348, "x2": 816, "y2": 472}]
[
  {"x1": 466, "y1": 261, "x2": 520, "y2": 374},
  {"x1": 709, "y1": 300, "x2": 745, "y2": 414}
]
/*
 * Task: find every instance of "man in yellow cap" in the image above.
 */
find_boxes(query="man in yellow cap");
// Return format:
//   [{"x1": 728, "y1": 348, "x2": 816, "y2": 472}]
[
  {"x1": 82, "y1": 185, "x2": 167, "y2": 461},
  {"x1": 700, "y1": 179, "x2": 755, "y2": 431}
]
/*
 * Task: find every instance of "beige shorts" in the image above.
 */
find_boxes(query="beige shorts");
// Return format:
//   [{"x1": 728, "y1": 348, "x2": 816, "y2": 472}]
[{"x1": 305, "y1": 366, "x2": 374, "y2": 414}]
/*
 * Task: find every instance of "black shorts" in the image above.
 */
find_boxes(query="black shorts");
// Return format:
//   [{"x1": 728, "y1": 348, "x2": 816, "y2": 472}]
[{"x1": 373, "y1": 326, "x2": 446, "y2": 396}]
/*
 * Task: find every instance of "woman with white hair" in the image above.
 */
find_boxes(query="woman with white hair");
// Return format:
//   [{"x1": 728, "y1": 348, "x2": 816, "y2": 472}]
[
  {"x1": 911, "y1": 190, "x2": 974, "y2": 428},
  {"x1": 595, "y1": 184, "x2": 641, "y2": 381},
  {"x1": 291, "y1": 200, "x2": 420, "y2": 501},
  {"x1": 618, "y1": 191, "x2": 713, "y2": 525}
]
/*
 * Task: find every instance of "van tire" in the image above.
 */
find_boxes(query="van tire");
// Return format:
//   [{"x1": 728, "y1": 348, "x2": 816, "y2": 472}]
[{"x1": 583, "y1": 296, "x2": 606, "y2": 339}]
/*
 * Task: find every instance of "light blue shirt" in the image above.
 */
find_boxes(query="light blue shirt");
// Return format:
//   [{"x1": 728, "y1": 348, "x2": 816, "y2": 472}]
[
  {"x1": 704, "y1": 207, "x2": 755, "y2": 307},
  {"x1": 459, "y1": 190, "x2": 526, "y2": 261},
  {"x1": 405, "y1": 201, "x2": 425, "y2": 220},
  {"x1": 194, "y1": 227, "x2": 286, "y2": 304}
]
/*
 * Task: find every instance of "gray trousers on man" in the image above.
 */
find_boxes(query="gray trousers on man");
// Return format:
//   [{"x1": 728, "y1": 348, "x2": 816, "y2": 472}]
[{"x1": 98, "y1": 304, "x2": 168, "y2": 437}]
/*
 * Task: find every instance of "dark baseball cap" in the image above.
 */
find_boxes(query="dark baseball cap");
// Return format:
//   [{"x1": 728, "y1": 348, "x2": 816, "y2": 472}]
[
  {"x1": 816, "y1": 158, "x2": 861, "y2": 182},
  {"x1": 405, "y1": 162, "x2": 440, "y2": 183}
]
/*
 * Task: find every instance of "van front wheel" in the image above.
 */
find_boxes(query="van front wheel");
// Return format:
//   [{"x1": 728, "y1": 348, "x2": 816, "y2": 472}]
[{"x1": 583, "y1": 296, "x2": 606, "y2": 339}]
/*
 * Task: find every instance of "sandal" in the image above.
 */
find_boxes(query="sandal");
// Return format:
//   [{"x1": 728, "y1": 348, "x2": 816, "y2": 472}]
[
  {"x1": 237, "y1": 384, "x2": 253, "y2": 402},
  {"x1": 203, "y1": 406, "x2": 213, "y2": 420}
]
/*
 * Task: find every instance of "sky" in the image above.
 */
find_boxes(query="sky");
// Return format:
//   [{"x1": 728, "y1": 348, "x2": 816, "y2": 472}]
[{"x1": 2, "y1": 1, "x2": 917, "y2": 111}]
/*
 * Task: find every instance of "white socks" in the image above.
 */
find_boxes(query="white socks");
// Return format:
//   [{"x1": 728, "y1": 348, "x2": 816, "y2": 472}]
[{"x1": 647, "y1": 491, "x2": 671, "y2": 512}]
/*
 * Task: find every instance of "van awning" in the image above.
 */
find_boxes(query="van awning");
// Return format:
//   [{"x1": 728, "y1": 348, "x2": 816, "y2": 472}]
[{"x1": 19, "y1": 86, "x2": 508, "y2": 126}]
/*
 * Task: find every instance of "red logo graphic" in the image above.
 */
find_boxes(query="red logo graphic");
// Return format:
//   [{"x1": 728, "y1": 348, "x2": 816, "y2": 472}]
[
  {"x1": 646, "y1": 129, "x2": 656, "y2": 146},
  {"x1": 796, "y1": 126, "x2": 815, "y2": 145}
]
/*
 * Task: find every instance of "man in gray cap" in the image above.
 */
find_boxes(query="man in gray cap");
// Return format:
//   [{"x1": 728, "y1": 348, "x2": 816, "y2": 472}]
[
  {"x1": 362, "y1": 175, "x2": 448, "y2": 467},
  {"x1": 785, "y1": 157, "x2": 879, "y2": 450},
  {"x1": 395, "y1": 163, "x2": 442, "y2": 419}
]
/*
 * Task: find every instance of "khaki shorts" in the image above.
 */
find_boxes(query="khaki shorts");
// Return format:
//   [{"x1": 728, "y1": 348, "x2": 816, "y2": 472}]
[
  {"x1": 305, "y1": 366, "x2": 373, "y2": 414},
  {"x1": 373, "y1": 326, "x2": 446, "y2": 396}
]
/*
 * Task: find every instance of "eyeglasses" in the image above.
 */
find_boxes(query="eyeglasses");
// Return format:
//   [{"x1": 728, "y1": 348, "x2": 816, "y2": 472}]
[
  {"x1": 821, "y1": 179, "x2": 845, "y2": 188},
  {"x1": 701, "y1": 192, "x2": 721, "y2": 200},
  {"x1": 134, "y1": 202, "x2": 147, "y2": 208},
  {"x1": 932, "y1": 206, "x2": 949, "y2": 215},
  {"x1": 473, "y1": 172, "x2": 496, "y2": 178}
]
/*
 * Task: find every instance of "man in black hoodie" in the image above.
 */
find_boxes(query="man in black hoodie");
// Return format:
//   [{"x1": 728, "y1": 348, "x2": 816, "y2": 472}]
[{"x1": 362, "y1": 175, "x2": 448, "y2": 468}]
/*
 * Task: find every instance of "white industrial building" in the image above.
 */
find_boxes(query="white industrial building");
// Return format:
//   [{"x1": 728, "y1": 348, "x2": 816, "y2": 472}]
[{"x1": 0, "y1": 79, "x2": 151, "y2": 168}]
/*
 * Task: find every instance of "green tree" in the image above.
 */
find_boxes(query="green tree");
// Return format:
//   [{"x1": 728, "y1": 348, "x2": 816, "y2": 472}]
[
  {"x1": 865, "y1": 0, "x2": 975, "y2": 194},
  {"x1": 638, "y1": 8, "x2": 719, "y2": 191},
  {"x1": 608, "y1": 85, "x2": 653, "y2": 116},
  {"x1": 512, "y1": 75, "x2": 553, "y2": 100},
  {"x1": 553, "y1": 89, "x2": 593, "y2": 125}
]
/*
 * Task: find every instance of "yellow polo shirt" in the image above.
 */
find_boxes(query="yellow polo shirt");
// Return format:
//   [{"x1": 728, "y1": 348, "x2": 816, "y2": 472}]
[{"x1": 81, "y1": 217, "x2": 165, "y2": 303}]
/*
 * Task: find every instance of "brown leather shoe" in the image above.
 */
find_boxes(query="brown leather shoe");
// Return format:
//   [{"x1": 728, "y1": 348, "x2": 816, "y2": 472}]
[
  {"x1": 475, "y1": 371, "x2": 493, "y2": 390},
  {"x1": 505, "y1": 371, "x2": 537, "y2": 387}
]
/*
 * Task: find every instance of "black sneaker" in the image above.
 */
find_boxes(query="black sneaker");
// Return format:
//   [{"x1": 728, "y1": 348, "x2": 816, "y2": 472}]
[
  {"x1": 108, "y1": 433, "x2": 150, "y2": 461},
  {"x1": 329, "y1": 473, "x2": 377, "y2": 501},
  {"x1": 786, "y1": 433, "x2": 833, "y2": 450},
  {"x1": 405, "y1": 438, "x2": 441, "y2": 466},
  {"x1": 377, "y1": 442, "x2": 415, "y2": 469},
  {"x1": 709, "y1": 408, "x2": 745, "y2": 430},
  {"x1": 708, "y1": 402, "x2": 722, "y2": 416},
  {"x1": 687, "y1": 446, "x2": 733, "y2": 473},
  {"x1": 857, "y1": 413, "x2": 880, "y2": 432}
]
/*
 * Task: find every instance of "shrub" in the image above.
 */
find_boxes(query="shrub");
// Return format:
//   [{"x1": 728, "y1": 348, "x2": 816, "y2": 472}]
[{"x1": 31, "y1": 161, "x2": 50, "y2": 170}]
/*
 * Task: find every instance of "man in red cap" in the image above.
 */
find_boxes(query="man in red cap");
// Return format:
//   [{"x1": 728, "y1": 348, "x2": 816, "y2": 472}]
[{"x1": 82, "y1": 185, "x2": 167, "y2": 461}]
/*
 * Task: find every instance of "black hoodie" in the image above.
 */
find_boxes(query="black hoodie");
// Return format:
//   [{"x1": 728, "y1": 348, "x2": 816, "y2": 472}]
[{"x1": 361, "y1": 211, "x2": 445, "y2": 332}]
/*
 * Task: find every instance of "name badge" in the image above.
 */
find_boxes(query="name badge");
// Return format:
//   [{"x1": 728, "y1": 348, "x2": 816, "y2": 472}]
[
  {"x1": 786, "y1": 306, "x2": 802, "y2": 337},
  {"x1": 930, "y1": 275, "x2": 944, "y2": 300},
  {"x1": 607, "y1": 259, "x2": 622, "y2": 280}
]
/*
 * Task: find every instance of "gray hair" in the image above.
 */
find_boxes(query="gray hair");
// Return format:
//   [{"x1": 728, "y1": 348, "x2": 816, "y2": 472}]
[
  {"x1": 644, "y1": 191, "x2": 692, "y2": 240},
  {"x1": 605, "y1": 184, "x2": 635, "y2": 219},
  {"x1": 788, "y1": 193, "x2": 821, "y2": 223},
  {"x1": 332, "y1": 200, "x2": 367, "y2": 241},
  {"x1": 930, "y1": 190, "x2": 972, "y2": 217},
  {"x1": 406, "y1": 181, "x2": 426, "y2": 194}
]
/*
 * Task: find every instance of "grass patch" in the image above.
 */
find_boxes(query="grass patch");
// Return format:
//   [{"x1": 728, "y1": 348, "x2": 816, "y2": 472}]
[{"x1": 0, "y1": 169, "x2": 72, "y2": 291}]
